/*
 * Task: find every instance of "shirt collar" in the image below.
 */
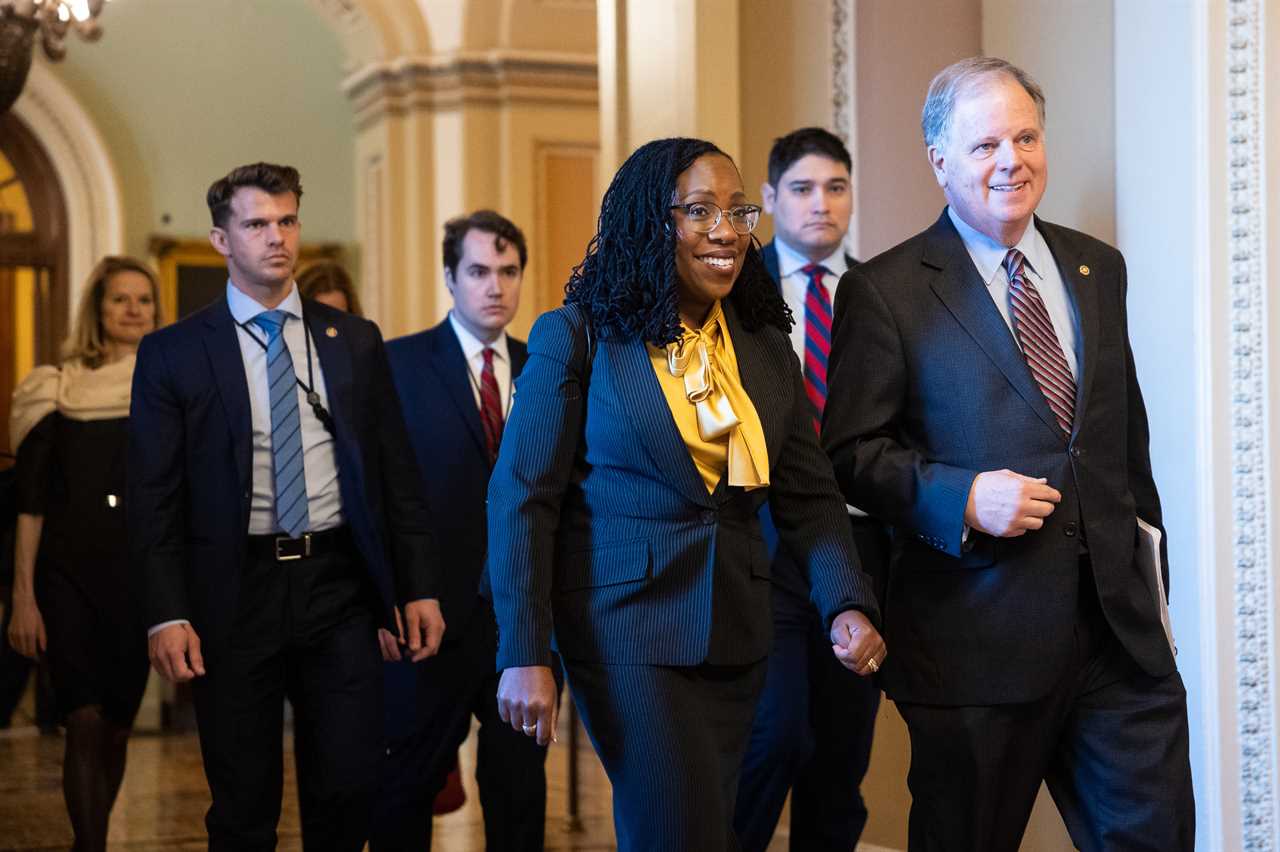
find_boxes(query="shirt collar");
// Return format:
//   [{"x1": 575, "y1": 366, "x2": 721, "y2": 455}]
[
  {"x1": 226, "y1": 279, "x2": 303, "y2": 325},
  {"x1": 448, "y1": 311, "x2": 509, "y2": 364},
  {"x1": 773, "y1": 236, "x2": 849, "y2": 280},
  {"x1": 946, "y1": 207, "x2": 1049, "y2": 287}
]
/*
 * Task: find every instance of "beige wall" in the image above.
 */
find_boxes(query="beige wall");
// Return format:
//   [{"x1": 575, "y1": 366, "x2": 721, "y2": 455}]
[
  {"x1": 49, "y1": 0, "x2": 356, "y2": 259},
  {"x1": 345, "y1": 0, "x2": 599, "y2": 336},
  {"x1": 738, "y1": 0, "x2": 835, "y2": 242},
  {"x1": 853, "y1": 0, "x2": 982, "y2": 260},
  {"x1": 983, "y1": 0, "x2": 1116, "y2": 243}
]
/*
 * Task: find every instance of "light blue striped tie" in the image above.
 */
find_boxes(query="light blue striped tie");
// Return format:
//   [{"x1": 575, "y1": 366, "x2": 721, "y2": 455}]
[{"x1": 251, "y1": 310, "x2": 310, "y2": 538}]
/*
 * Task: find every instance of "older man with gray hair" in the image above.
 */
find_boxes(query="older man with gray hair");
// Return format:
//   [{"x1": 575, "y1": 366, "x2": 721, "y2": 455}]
[{"x1": 822, "y1": 57, "x2": 1194, "y2": 851}]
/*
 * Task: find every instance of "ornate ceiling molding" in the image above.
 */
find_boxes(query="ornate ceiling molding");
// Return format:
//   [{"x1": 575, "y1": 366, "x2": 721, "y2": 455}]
[{"x1": 343, "y1": 49, "x2": 597, "y2": 128}]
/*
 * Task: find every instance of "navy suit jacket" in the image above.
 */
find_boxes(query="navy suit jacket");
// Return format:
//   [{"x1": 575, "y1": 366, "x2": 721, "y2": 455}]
[
  {"x1": 487, "y1": 300, "x2": 879, "y2": 671},
  {"x1": 129, "y1": 297, "x2": 437, "y2": 665},
  {"x1": 758, "y1": 239, "x2": 857, "y2": 288},
  {"x1": 386, "y1": 320, "x2": 528, "y2": 639},
  {"x1": 758, "y1": 238, "x2": 877, "y2": 602},
  {"x1": 824, "y1": 210, "x2": 1173, "y2": 706}
]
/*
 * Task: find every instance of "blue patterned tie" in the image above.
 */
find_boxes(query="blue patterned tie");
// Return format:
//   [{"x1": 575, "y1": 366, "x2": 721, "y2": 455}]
[{"x1": 251, "y1": 310, "x2": 310, "y2": 538}]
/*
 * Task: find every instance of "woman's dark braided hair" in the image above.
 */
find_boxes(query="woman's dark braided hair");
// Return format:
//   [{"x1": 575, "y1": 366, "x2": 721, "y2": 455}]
[{"x1": 565, "y1": 137, "x2": 792, "y2": 346}]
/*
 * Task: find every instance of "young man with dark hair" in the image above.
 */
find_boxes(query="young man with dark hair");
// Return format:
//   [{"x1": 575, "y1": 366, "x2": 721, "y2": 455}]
[
  {"x1": 735, "y1": 127, "x2": 888, "y2": 852},
  {"x1": 372, "y1": 210, "x2": 558, "y2": 851},
  {"x1": 131, "y1": 162, "x2": 444, "y2": 851}
]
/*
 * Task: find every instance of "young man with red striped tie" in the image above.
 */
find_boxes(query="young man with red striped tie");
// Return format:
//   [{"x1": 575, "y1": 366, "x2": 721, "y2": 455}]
[
  {"x1": 735, "y1": 127, "x2": 889, "y2": 852},
  {"x1": 372, "y1": 211, "x2": 561, "y2": 852}
]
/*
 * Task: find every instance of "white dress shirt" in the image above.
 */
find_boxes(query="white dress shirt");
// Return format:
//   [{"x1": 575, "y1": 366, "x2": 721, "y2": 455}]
[
  {"x1": 148, "y1": 282, "x2": 346, "y2": 637},
  {"x1": 227, "y1": 281, "x2": 345, "y2": 535},
  {"x1": 947, "y1": 207, "x2": 1081, "y2": 381},
  {"x1": 773, "y1": 237, "x2": 851, "y2": 362},
  {"x1": 448, "y1": 311, "x2": 513, "y2": 417},
  {"x1": 772, "y1": 237, "x2": 864, "y2": 517}
]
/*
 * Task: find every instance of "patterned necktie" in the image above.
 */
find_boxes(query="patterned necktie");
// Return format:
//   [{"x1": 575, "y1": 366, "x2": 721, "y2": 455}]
[
  {"x1": 1004, "y1": 249, "x2": 1076, "y2": 437},
  {"x1": 479, "y1": 347, "x2": 504, "y2": 464},
  {"x1": 251, "y1": 310, "x2": 310, "y2": 538},
  {"x1": 802, "y1": 263, "x2": 833, "y2": 434}
]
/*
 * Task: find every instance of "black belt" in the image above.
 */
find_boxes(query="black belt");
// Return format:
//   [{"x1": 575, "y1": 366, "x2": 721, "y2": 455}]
[{"x1": 247, "y1": 525, "x2": 352, "y2": 562}]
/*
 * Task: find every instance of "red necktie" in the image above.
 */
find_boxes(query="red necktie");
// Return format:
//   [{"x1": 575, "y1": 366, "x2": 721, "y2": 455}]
[
  {"x1": 479, "y1": 348, "x2": 504, "y2": 464},
  {"x1": 1004, "y1": 250, "x2": 1075, "y2": 437},
  {"x1": 802, "y1": 263, "x2": 832, "y2": 434}
]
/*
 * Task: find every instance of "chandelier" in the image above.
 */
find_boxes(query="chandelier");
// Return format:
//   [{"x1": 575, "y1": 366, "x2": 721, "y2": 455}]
[{"x1": 0, "y1": 0, "x2": 107, "y2": 114}]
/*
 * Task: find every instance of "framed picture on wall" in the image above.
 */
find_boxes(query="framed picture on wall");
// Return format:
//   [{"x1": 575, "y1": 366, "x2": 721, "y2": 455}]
[{"x1": 148, "y1": 235, "x2": 342, "y2": 321}]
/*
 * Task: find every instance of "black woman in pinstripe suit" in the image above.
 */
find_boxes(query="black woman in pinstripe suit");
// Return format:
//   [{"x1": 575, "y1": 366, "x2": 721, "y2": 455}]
[{"x1": 488, "y1": 137, "x2": 885, "y2": 852}]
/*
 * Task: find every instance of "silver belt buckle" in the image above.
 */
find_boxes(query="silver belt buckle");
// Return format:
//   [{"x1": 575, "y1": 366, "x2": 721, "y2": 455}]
[{"x1": 275, "y1": 532, "x2": 311, "y2": 561}]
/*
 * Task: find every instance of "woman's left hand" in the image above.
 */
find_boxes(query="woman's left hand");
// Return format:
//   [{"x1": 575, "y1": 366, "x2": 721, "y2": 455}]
[{"x1": 830, "y1": 609, "x2": 886, "y2": 677}]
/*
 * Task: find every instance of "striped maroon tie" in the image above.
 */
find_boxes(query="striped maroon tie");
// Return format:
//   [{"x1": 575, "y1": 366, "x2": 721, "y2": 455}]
[
  {"x1": 802, "y1": 263, "x2": 832, "y2": 434},
  {"x1": 1004, "y1": 249, "x2": 1075, "y2": 436},
  {"x1": 479, "y1": 347, "x2": 504, "y2": 464}
]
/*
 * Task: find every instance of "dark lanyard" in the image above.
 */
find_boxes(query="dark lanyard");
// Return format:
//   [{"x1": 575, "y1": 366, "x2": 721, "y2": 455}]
[{"x1": 237, "y1": 309, "x2": 336, "y2": 435}]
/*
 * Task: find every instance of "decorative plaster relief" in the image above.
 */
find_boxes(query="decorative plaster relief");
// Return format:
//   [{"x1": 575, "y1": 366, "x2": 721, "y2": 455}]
[
  {"x1": 830, "y1": 0, "x2": 852, "y2": 145},
  {"x1": 1227, "y1": 0, "x2": 1275, "y2": 847}
]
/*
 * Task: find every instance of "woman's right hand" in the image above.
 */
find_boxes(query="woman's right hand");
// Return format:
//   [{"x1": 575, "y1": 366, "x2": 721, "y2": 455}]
[
  {"x1": 830, "y1": 608, "x2": 886, "y2": 677},
  {"x1": 7, "y1": 595, "x2": 46, "y2": 660}
]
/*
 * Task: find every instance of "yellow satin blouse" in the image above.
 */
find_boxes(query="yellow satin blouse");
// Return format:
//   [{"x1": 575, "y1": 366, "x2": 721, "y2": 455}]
[{"x1": 647, "y1": 301, "x2": 769, "y2": 494}]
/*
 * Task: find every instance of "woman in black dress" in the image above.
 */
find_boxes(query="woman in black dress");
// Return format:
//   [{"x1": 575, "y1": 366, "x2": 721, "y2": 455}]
[{"x1": 8, "y1": 256, "x2": 161, "y2": 852}]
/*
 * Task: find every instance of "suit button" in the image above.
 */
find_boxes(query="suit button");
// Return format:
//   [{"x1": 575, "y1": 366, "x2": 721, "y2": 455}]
[
  {"x1": 701, "y1": 510, "x2": 716, "y2": 525},
  {"x1": 1070, "y1": 446, "x2": 1082, "y2": 458},
  {"x1": 1064, "y1": 522, "x2": 1078, "y2": 538}
]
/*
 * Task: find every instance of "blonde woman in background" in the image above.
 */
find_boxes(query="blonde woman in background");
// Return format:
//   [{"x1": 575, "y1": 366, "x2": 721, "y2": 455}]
[
  {"x1": 8, "y1": 256, "x2": 161, "y2": 852},
  {"x1": 297, "y1": 260, "x2": 363, "y2": 315}
]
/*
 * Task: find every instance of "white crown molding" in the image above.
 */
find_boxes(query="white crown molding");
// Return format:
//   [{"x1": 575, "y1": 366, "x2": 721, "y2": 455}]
[{"x1": 11, "y1": 59, "x2": 125, "y2": 317}]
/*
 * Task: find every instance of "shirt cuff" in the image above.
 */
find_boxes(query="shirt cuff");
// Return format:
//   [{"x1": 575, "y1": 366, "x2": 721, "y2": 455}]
[{"x1": 147, "y1": 619, "x2": 189, "y2": 637}]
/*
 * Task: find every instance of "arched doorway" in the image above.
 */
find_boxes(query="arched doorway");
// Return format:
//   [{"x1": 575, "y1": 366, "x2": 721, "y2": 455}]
[{"x1": 0, "y1": 111, "x2": 68, "y2": 454}]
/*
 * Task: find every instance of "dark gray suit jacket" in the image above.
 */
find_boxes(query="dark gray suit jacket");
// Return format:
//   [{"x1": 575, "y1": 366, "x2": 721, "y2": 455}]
[
  {"x1": 487, "y1": 300, "x2": 879, "y2": 671},
  {"x1": 824, "y1": 210, "x2": 1173, "y2": 706}
]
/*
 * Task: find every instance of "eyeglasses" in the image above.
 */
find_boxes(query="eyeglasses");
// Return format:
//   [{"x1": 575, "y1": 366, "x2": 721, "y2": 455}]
[{"x1": 669, "y1": 201, "x2": 761, "y2": 236}]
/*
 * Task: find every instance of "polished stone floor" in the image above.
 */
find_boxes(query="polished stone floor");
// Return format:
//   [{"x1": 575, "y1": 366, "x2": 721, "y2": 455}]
[
  {"x1": 0, "y1": 722, "x2": 619, "y2": 851},
  {"x1": 0, "y1": 720, "x2": 805, "y2": 851}
]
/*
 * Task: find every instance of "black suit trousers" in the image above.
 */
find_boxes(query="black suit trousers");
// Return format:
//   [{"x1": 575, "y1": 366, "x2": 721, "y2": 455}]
[
  {"x1": 734, "y1": 584, "x2": 880, "y2": 852},
  {"x1": 191, "y1": 537, "x2": 382, "y2": 852},
  {"x1": 895, "y1": 564, "x2": 1194, "y2": 852},
  {"x1": 370, "y1": 598, "x2": 559, "y2": 852}
]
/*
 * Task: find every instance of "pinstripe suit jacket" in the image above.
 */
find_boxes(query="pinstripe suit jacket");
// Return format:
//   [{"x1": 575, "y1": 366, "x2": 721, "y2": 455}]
[{"x1": 487, "y1": 300, "x2": 879, "y2": 670}]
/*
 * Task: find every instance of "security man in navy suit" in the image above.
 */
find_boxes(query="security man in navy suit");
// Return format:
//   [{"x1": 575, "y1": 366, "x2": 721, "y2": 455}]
[
  {"x1": 371, "y1": 210, "x2": 559, "y2": 851},
  {"x1": 735, "y1": 127, "x2": 888, "y2": 852},
  {"x1": 130, "y1": 163, "x2": 445, "y2": 851}
]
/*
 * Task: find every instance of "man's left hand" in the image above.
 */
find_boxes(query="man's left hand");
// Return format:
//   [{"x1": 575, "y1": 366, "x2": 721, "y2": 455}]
[{"x1": 402, "y1": 598, "x2": 445, "y2": 662}]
